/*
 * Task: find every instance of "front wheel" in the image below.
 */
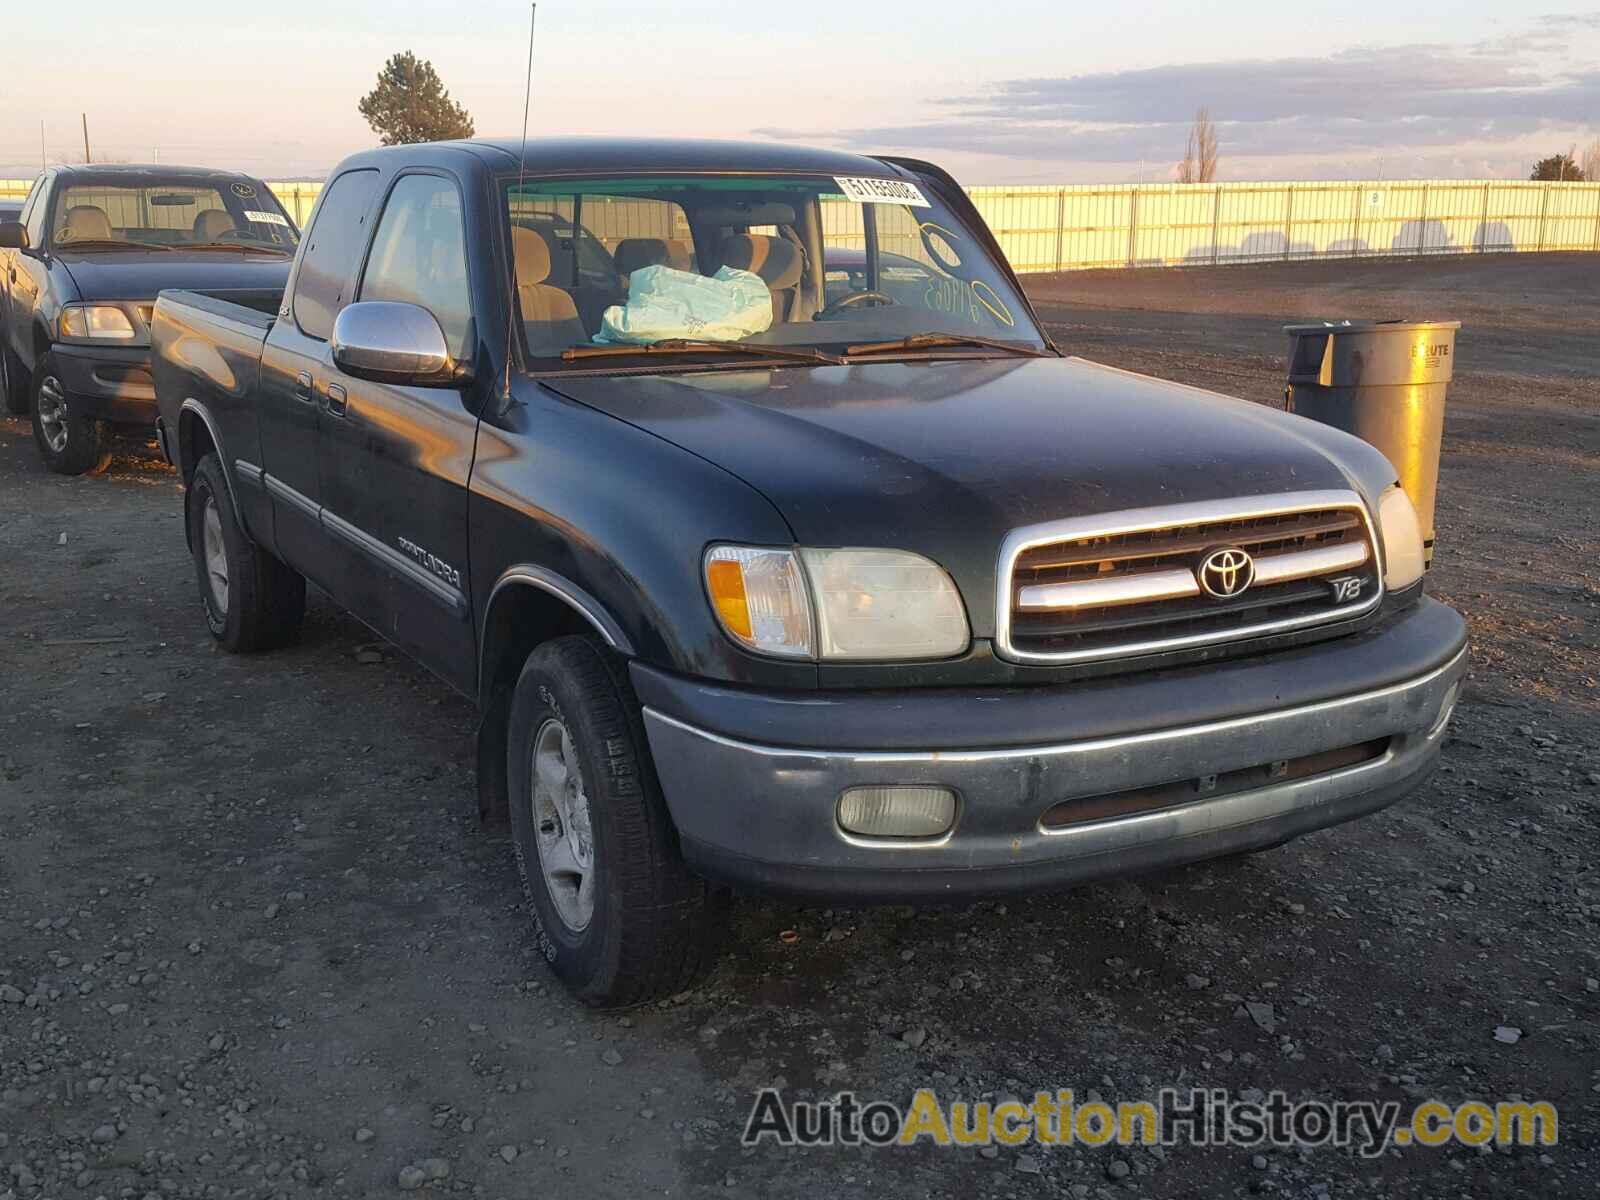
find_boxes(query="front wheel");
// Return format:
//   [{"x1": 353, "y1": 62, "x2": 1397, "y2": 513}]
[
  {"x1": 507, "y1": 636, "x2": 726, "y2": 1007},
  {"x1": 187, "y1": 453, "x2": 306, "y2": 652},
  {"x1": 30, "y1": 355, "x2": 109, "y2": 475}
]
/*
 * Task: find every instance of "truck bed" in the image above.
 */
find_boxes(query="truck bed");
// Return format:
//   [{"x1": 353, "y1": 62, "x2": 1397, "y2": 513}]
[{"x1": 151, "y1": 288, "x2": 280, "y2": 443}]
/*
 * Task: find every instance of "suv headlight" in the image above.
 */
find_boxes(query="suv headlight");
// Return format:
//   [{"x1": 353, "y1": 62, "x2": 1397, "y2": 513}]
[
  {"x1": 704, "y1": 545, "x2": 969, "y2": 661},
  {"x1": 1377, "y1": 485, "x2": 1424, "y2": 591},
  {"x1": 58, "y1": 303, "x2": 139, "y2": 341}
]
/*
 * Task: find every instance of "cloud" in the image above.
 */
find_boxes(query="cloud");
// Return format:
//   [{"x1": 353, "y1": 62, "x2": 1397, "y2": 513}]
[{"x1": 754, "y1": 19, "x2": 1600, "y2": 172}]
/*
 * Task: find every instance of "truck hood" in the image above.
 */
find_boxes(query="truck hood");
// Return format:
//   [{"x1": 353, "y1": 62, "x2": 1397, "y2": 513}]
[
  {"x1": 56, "y1": 250, "x2": 291, "y2": 300},
  {"x1": 545, "y1": 356, "x2": 1396, "y2": 634}
]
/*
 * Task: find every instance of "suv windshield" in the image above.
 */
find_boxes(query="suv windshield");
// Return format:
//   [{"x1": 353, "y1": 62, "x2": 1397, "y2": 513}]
[
  {"x1": 504, "y1": 173, "x2": 1047, "y2": 366},
  {"x1": 49, "y1": 176, "x2": 298, "y2": 253}
]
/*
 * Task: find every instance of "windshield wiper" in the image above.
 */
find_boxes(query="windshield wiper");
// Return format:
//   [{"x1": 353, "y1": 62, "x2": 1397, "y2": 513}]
[
  {"x1": 184, "y1": 241, "x2": 292, "y2": 256},
  {"x1": 562, "y1": 339, "x2": 843, "y2": 365},
  {"x1": 845, "y1": 332, "x2": 1051, "y2": 359},
  {"x1": 52, "y1": 238, "x2": 173, "y2": 252}
]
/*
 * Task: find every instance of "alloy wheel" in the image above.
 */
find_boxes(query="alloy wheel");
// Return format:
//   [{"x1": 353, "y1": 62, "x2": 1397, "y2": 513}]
[
  {"x1": 530, "y1": 717, "x2": 596, "y2": 932},
  {"x1": 36, "y1": 376, "x2": 69, "y2": 453},
  {"x1": 201, "y1": 494, "x2": 230, "y2": 615}
]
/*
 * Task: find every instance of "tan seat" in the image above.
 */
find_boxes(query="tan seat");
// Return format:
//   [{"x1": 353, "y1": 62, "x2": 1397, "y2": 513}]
[
  {"x1": 614, "y1": 237, "x2": 693, "y2": 279},
  {"x1": 718, "y1": 234, "x2": 802, "y2": 322},
  {"x1": 193, "y1": 210, "x2": 236, "y2": 241},
  {"x1": 513, "y1": 226, "x2": 586, "y2": 354},
  {"x1": 60, "y1": 205, "x2": 114, "y2": 242}
]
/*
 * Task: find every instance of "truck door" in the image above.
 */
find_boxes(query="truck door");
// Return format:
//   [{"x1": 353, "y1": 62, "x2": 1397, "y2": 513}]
[
  {"x1": 316, "y1": 170, "x2": 479, "y2": 693},
  {"x1": 256, "y1": 168, "x2": 381, "y2": 584}
]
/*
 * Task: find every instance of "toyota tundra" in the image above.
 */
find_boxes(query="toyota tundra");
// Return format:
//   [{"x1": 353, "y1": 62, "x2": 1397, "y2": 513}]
[{"x1": 150, "y1": 137, "x2": 1467, "y2": 1006}]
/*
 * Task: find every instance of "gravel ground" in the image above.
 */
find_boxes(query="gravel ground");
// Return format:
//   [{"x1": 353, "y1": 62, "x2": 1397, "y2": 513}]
[{"x1": 2, "y1": 253, "x2": 1597, "y2": 1199}]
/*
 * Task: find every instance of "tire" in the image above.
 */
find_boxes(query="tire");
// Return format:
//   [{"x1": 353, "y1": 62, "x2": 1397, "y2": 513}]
[
  {"x1": 187, "y1": 452, "x2": 306, "y2": 652},
  {"x1": 507, "y1": 635, "x2": 726, "y2": 1007},
  {"x1": 1, "y1": 340, "x2": 28, "y2": 416},
  {"x1": 30, "y1": 354, "x2": 110, "y2": 475}
]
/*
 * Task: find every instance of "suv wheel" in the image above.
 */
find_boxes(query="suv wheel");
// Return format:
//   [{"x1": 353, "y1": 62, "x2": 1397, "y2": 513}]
[
  {"x1": 507, "y1": 636, "x2": 726, "y2": 1007},
  {"x1": 187, "y1": 452, "x2": 306, "y2": 652},
  {"x1": 31, "y1": 355, "x2": 110, "y2": 475}
]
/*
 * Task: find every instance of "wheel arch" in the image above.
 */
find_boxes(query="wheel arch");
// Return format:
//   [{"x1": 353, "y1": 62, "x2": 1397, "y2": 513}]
[
  {"x1": 473, "y1": 566, "x2": 638, "y2": 826},
  {"x1": 176, "y1": 399, "x2": 240, "y2": 549},
  {"x1": 477, "y1": 566, "x2": 635, "y2": 708}
]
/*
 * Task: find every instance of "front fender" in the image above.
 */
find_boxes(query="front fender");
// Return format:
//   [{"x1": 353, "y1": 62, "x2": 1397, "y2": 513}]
[{"x1": 469, "y1": 379, "x2": 818, "y2": 691}]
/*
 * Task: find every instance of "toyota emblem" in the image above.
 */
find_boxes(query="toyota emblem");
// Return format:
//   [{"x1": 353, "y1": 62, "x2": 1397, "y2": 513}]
[{"x1": 1197, "y1": 547, "x2": 1255, "y2": 599}]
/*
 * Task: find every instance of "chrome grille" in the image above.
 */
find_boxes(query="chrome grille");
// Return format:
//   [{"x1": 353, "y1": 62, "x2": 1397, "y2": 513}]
[{"x1": 995, "y1": 490, "x2": 1383, "y2": 664}]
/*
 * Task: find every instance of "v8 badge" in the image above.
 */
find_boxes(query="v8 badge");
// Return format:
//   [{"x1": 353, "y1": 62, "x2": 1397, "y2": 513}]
[{"x1": 1329, "y1": 575, "x2": 1366, "y2": 603}]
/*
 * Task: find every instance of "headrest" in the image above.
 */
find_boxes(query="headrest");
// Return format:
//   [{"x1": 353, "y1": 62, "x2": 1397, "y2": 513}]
[
  {"x1": 664, "y1": 239, "x2": 693, "y2": 269},
  {"x1": 613, "y1": 238, "x2": 673, "y2": 277},
  {"x1": 719, "y1": 234, "x2": 801, "y2": 289},
  {"x1": 193, "y1": 210, "x2": 236, "y2": 241},
  {"x1": 512, "y1": 225, "x2": 551, "y2": 285},
  {"x1": 62, "y1": 205, "x2": 113, "y2": 241}
]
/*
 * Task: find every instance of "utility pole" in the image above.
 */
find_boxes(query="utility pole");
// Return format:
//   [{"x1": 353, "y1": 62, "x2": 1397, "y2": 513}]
[
  {"x1": 81, "y1": 114, "x2": 91, "y2": 164},
  {"x1": 40, "y1": 121, "x2": 46, "y2": 171}
]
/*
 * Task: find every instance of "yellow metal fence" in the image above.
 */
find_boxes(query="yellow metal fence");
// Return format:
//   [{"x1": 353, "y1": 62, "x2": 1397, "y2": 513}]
[{"x1": 4, "y1": 176, "x2": 1597, "y2": 274}]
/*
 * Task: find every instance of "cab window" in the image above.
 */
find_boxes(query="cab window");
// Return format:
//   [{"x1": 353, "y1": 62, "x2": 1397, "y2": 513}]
[
  {"x1": 23, "y1": 174, "x2": 52, "y2": 247},
  {"x1": 291, "y1": 168, "x2": 381, "y2": 341},
  {"x1": 358, "y1": 174, "x2": 472, "y2": 357}
]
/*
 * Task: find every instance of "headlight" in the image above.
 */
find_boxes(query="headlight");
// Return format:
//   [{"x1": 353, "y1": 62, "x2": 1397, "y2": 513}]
[
  {"x1": 1377, "y1": 485, "x2": 1424, "y2": 591},
  {"x1": 59, "y1": 304, "x2": 138, "y2": 341},
  {"x1": 798, "y1": 548, "x2": 968, "y2": 660},
  {"x1": 704, "y1": 545, "x2": 969, "y2": 661}
]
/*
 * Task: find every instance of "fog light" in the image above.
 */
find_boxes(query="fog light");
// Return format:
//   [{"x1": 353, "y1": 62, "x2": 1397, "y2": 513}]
[
  {"x1": 1428, "y1": 681, "x2": 1460, "y2": 738},
  {"x1": 837, "y1": 786, "x2": 957, "y2": 840}
]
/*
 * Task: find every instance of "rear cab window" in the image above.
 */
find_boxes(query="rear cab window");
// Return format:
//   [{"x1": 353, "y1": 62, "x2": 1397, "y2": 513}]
[{"x1": 290, "y1": 169, "x2": 382, "y2": 340}]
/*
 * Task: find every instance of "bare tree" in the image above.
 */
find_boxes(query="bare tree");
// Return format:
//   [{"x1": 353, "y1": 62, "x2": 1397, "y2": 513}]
[
  {"x1": 1583, "y1": 139, "x2": 1600, "y2": 185},
  {"x1": 1176, "y1": 108, "x2": 1220, "y2": 184}
]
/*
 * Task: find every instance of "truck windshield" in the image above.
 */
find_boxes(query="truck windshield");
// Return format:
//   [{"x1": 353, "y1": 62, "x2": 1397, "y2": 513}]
[
  {"x1": 504, "y1": 174, "x2": 1047, "y2": 365},
  {"x1": 49, "y1": 176, "x2": 298, "y2": 253}
]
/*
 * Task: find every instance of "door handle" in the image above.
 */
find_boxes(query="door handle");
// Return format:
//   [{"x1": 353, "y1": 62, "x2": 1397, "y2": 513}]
[
  {"x1": 325, "y1": 382, "x2": 348, "y2": 417},
  {"x1": 294, "y1": 370, "x2": 314, "y2": 402}
]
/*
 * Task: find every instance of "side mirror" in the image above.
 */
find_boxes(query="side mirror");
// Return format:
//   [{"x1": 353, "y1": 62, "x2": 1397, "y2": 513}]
[
  {"x1": 330, "y1": 301, "x2": 473, "y2": 388},
  {"x1": 0, "y1": 222, "x2": 28, "y2": 250}
]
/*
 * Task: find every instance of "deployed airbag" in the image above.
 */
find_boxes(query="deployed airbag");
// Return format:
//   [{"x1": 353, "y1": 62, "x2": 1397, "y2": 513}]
[{"x1": 595, "y1": 265, "x2": 772, "y2": 345}]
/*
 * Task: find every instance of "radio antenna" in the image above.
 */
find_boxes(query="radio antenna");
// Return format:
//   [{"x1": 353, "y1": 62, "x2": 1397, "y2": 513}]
[{"x1": 505, "y1": 2, "x2": 537, "y2": 400}]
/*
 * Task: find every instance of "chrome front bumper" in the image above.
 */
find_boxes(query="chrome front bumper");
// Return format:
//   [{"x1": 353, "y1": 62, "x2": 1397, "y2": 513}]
[{"x1": 641, "y1": 619, "x2": 1466, "y2": 900}]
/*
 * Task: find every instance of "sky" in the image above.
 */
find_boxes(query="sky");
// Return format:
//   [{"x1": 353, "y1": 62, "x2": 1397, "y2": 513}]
[{"x1": 1, "y1": 1, "x2": 1597, "y2": 184}]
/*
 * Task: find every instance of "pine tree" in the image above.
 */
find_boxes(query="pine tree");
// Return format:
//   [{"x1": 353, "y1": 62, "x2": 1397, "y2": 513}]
[
  {"x1": 1529, "y1": 152, "x2": 1585, "y2": 182},
  {"x1": 358, "y1": 52, "x2": 475, "y2": 146}
]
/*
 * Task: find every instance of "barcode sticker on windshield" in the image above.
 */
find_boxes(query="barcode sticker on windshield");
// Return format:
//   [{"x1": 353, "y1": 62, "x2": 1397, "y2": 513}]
[
  {"x1": 244, "y1": 210, "x2": 289, "y2": 226},
  {"x1": 832, "y1": 176, "x2": 930, "y2": 208}
]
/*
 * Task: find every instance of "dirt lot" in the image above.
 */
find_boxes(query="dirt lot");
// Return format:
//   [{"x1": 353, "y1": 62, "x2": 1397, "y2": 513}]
[{"x1": 2, "y1": 253, "x2": 1597, "y2": 1200}]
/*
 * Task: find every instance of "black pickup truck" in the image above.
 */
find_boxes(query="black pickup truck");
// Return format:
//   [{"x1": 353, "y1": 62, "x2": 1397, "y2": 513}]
[
  {"x1": 0, "y1": 164, "x2": 295, "y2": 473},
  {"x1": 152, "y1": 137, "x2": 1466, "y2": 1006}
]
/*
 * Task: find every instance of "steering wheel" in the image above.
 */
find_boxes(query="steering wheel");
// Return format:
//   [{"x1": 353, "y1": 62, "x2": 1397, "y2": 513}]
[
  {"x1": 814, "y1": 290, "x2": 895, "y2": 321},
  {"x1": 215, "y1": 228, "x2": 256, "y2": 242}
]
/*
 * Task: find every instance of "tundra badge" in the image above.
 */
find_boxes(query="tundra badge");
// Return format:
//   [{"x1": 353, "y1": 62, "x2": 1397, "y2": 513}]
[{"x1": 398, "y1": 537, "x2": 462, "y2": 589}]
